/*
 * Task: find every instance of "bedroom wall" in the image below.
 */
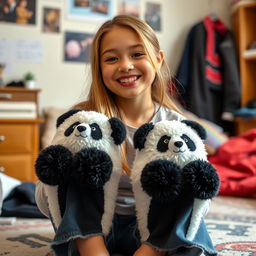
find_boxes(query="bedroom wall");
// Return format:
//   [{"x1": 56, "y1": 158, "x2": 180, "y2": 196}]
[{"x1": 0, "y1": 0, "x2": 232, "y2": 113}]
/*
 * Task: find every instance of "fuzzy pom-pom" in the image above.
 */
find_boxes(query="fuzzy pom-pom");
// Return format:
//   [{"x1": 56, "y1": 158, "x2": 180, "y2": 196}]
[
  {"x1": 141, "y1": 160, "x2": 182, "y2": 202},
  {"x1": 182, "y1": 160, "x2": 220, "y2": 199},
  {"x1": 134, "y1": 123, "x2": 154, "y2": 150},
  {"x1": 109, "y1": 117, "x2": 126, "y2": 145},
  {"x1": 73, "y1": 148, "x2": 113, "y2": 189},
  {"x1": 35, "y1": 145, "x2": 73, "y2": 185}
]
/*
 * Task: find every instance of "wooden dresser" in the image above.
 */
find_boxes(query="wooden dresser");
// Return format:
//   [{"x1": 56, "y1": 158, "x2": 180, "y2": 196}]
[{"x1": 0, "y1": 87, "x2": 43, "y2": 182}]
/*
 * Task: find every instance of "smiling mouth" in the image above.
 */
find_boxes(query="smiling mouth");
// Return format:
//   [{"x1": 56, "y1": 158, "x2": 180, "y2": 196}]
[
  {"x1": 173, "y1": 149, "x2": 185, "y2": 153},
  {"x1": 75, "y1": 134, "x2": 87, "y2": 138},
  {"x1": 117, "y1": 75, "x2": 140, "y2": 86}
]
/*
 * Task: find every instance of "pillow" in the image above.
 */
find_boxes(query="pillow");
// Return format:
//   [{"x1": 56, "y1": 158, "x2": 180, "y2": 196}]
[
  {"x1": 184, "y1": 111, "x2": 228, "y2": 155},
  {"x1": 41, "y1": 107, "x2": 67, "y2": 148},
  {"x1": 0, "y1": 173, "x2": 21, "y2": 200}
]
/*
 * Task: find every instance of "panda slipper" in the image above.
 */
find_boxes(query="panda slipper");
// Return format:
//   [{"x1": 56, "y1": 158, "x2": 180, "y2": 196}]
[
  {"x1": 131, "y1": 119, "x2": 220, "y2": 256},
  {"x1": 35, "y1": 109, "x2": 126, "y2": 256}
]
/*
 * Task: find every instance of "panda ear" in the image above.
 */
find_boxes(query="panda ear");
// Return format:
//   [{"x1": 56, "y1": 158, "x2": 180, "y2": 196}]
[
  {"x1": 108, "y1": 118, "x2": 126, "y2": 145},
  {"x1": 56, "y1": 109, "x2": 82, "y2": 128},
  {"x1": 181, "y1": 120, "x2": 207, "y2": 140},
  {"x1": 134, "y1": 123, "x2": 154, "y2": 150}
]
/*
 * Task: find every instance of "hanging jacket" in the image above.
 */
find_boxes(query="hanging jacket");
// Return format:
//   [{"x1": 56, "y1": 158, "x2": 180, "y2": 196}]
[{"x1": 176, "y1": 16, "x2": 241, "y2": 126}]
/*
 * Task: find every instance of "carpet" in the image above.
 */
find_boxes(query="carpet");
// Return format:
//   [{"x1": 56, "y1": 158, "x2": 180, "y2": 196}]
[
  {"x1": 0, "y1": 196, "x2": 255, "y2": 255},
  {"x1": 0, "y1": 218, "x2": 54, "y2": 256},
  {"x1": 205, "y1": 196, "x2": 256, "y2": 256}
]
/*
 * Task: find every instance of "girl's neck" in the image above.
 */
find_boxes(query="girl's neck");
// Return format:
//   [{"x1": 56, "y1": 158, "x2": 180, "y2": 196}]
[{"x1": 116, "y1": 97, "x2": 155, "y2": 128}]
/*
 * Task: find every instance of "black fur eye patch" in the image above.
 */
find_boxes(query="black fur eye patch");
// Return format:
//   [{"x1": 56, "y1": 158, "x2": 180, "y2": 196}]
[
  {"x1": 157, "y1": 135, "x2": 171, "y2": 152},
  {"x1": 65, "y1": 121, "x2": 81, "y2": 136},
  {"x1": 181, "y1": 134, "x2": 196, "y2": 151},
  {"x1": 89, "y1": 123, "x2": 102, "y2": 140}
]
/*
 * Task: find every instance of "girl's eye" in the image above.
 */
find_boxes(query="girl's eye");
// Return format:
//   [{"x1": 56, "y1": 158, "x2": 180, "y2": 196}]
[
  {"x1": 105, "y1": 56, "x2": 118, "y2": 62},
  {"x1": 132, "y1": 52, "x2": 145, "y2": 58}
]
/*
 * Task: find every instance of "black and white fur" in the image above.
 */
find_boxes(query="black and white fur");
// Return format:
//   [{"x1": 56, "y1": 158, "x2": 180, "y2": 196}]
[
  {"x1": 131, "y1": 119, "x2": 220, "y2": 242},
  {"x1": 35, "y1": 109, "x2": 126, "y2": 235}
]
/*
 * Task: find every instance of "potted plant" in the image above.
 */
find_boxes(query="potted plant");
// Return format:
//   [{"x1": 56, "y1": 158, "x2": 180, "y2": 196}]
[{"x1": 24, "y1": 72, "x2": 36, "y2": 89}]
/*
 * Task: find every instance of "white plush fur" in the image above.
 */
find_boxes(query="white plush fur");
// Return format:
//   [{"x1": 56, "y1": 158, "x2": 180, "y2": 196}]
[
  {"x1": 44, "y1": 185, "x2": 62, "y2": 229},
  {"x1": 131, "y1": 120, "x2": 209, "y2": 242},
  {"x1": 186, "y1": 198, "x2": 211, "y2": 240},
  {"x1": 43, "y1": 110, "x2": 122, "y2": 234}
]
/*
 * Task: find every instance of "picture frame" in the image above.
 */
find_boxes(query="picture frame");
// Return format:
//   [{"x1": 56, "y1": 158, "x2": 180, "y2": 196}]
[
  {"x1": 64, "y1": 31, "x2": 94, "y2": 63},
  {"x1": 0, "y1": 0, "x2": 36, "y2": 25},
  {"x1": 66, "y1": 0, "x2": 115, "y2": 22}
]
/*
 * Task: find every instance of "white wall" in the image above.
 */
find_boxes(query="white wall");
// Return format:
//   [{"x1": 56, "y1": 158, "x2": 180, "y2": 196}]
[{"x1": 0, "y1": 0, "x2": 232, "y2": 113}]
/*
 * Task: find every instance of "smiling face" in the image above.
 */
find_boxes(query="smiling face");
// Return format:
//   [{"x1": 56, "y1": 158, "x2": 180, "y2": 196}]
[{"x1": 100, "y1": 25, "x2": 163, "y2": 102}]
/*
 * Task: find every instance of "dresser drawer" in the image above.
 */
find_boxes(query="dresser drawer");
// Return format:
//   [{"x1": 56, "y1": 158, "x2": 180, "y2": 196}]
[
  {"x1": 0, "y1": 87, "x2": 40, "y2": 102},
  {"x1": 0, "y1": 123, "x2": 34, "y2": 153},
  {"x1": 0, "y1": 154, "x2": 37, "y2": 181}
]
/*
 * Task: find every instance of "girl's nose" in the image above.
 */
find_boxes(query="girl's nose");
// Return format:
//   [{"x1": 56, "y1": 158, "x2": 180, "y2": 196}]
[{"x1": 118, "y1": 58, "x2": 134, "y2": 72}]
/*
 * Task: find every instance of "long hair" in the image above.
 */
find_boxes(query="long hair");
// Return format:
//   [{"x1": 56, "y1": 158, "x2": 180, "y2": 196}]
[{"x1": 75, "y1": 15, "x2": 181, "y2": 174}]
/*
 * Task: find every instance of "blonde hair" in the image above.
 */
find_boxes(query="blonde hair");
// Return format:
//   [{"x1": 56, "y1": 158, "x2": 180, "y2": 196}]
[{"x1": 75, "y1": 15, "x2": 181, "y2": 174}]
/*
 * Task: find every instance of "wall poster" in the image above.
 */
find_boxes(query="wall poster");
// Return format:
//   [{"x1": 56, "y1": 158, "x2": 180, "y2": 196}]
[
  {"x1": 64, "y1": 31, "x2": 94, "y2": 63},
  {"x1": 0, "y1": 0, "x2": 36, "y2": 25},
  {"x1": 66, "y1": 0, "x2": 114, "y2": 22}
]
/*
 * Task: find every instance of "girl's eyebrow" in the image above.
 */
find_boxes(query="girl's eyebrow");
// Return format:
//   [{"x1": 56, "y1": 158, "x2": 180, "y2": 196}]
[{"x1": 101, "y1": 44, "x2": 144, "y2": 56}]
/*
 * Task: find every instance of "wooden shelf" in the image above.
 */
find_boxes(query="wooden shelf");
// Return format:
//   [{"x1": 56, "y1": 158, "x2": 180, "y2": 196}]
[
  {"x1": 232, "y1": 3, "x2": 256, "y2": 134},
  {"x1": 235, "y1": 117, "x2": 256, "y2": 135},
  {"x1": 244, "y1": 56, "x2": 256, "y2": 61}
]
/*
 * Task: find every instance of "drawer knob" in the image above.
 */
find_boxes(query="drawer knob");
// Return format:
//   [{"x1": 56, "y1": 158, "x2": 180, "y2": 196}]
[
  {"x1": 0, "y1": 93, "x2": 12, "y2": 99},
  {"x1": 0, "y1": 167, "x2": 4, "y2": 172},
  {"x1": 0, "y1": 135, "x2": 5, "y2": 142}
]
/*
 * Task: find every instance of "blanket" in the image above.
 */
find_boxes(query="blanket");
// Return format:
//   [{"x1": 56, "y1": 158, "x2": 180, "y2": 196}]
[{"x1": 209, "y1": 129, "x2": 256, "y2": 197}]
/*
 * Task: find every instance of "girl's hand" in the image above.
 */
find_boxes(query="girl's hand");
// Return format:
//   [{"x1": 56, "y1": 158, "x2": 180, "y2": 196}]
[
  {"x1": 133, "y1": 244, "x2": 166, "y2": 256},
  {"x1": 75, "y1": 235, "x2": 109, "y2": 256}
]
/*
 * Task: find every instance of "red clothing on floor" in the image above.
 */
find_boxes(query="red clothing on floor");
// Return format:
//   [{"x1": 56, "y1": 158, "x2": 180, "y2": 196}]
[{"x1": 208, "y1": 129, "x2": 256, "y2": 197}]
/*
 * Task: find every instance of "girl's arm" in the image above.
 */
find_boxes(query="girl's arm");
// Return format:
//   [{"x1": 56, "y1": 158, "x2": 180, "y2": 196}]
[
  {"x1": 75, "y1": 235, "x2": 109, "y2": 256},
  {"x1": 134, "y1": 244, "x2": 166, "y2": 256}
]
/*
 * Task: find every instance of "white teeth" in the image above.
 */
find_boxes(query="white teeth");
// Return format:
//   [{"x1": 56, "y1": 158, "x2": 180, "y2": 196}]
[{"x1": 119, "y1": 76, "x2": 137, "y2": 83}]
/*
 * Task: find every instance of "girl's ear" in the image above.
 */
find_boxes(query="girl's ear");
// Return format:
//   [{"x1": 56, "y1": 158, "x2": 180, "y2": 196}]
[
  {"x1": 134, "y1": 123, "x2": 154, "y2": 150},
  {"x1": 109, "y1": 117, "x2": 127, "y2": 145},
  {"x1": 156, "y1": 50, "x2": 164, "y2": 67}
]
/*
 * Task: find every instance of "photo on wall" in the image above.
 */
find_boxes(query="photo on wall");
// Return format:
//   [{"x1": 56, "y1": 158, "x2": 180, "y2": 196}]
[
  {"x1": 43, "y1": 7, "x2": 60, "y2": 33},
  {"x1": 64, "y1": 31, "x2": 94, "y2": 63},
  {"x1": 0, "y1": 0, "x2": 36, "y2": 25},
  {"x1": 145, "y1": 2, "x2": 161, "y2": 32},
  {"x1": 66, "y1": 0, "x2": 114, "y2": 22},
  {"x1": 117, "y1": 0, "x2": 140, "y2": 18}
]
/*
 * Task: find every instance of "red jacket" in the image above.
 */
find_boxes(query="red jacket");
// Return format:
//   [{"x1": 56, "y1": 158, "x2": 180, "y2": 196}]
[{"x1": 208, "y1": 129, "x2": 256, "y2": 197}]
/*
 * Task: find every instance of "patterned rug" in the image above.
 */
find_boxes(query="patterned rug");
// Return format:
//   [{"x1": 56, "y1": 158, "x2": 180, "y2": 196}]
[
  {"x1": 0, "y1": 196, "x2": 255, "y2": 256},
  {"x1": 206, "y1": 196, "x2": 256, "y2": 256}
]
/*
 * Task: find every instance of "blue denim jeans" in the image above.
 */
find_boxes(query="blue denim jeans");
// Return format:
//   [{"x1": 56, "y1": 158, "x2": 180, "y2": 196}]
[
  {"x1": 51, "y1": 213, "x2": 140, "y2": 256},
  {"x1": 50, "y1": 181, "x2": 216, "y2": 256}
]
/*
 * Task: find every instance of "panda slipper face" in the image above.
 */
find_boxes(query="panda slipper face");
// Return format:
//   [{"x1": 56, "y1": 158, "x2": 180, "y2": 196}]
[
  {"x1": 142, "y1": 120, "x2": 207, "y2": 167},
  {"x1": 52, "y1": 110, "x2": 114, "y2": 154},
  {"x1": 65, "y1": 121, "x2": 103, "y2": 140}
]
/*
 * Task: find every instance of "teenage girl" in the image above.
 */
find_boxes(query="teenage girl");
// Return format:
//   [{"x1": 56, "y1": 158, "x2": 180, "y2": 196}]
[{"x1": 36, "y1": 15, "x2": 215, "y2": 256}]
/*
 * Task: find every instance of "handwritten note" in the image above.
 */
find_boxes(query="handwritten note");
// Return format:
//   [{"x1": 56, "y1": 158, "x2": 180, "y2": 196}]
[
  {"x1": 0, "y1": 38, "x2": 43, "y2": 63},
  {"x1": 15, "y1": 40, "x2": 43, "y2": 63},
  {"x1": 0, "y1": 39, "x2": 13, "y2": 62}
]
